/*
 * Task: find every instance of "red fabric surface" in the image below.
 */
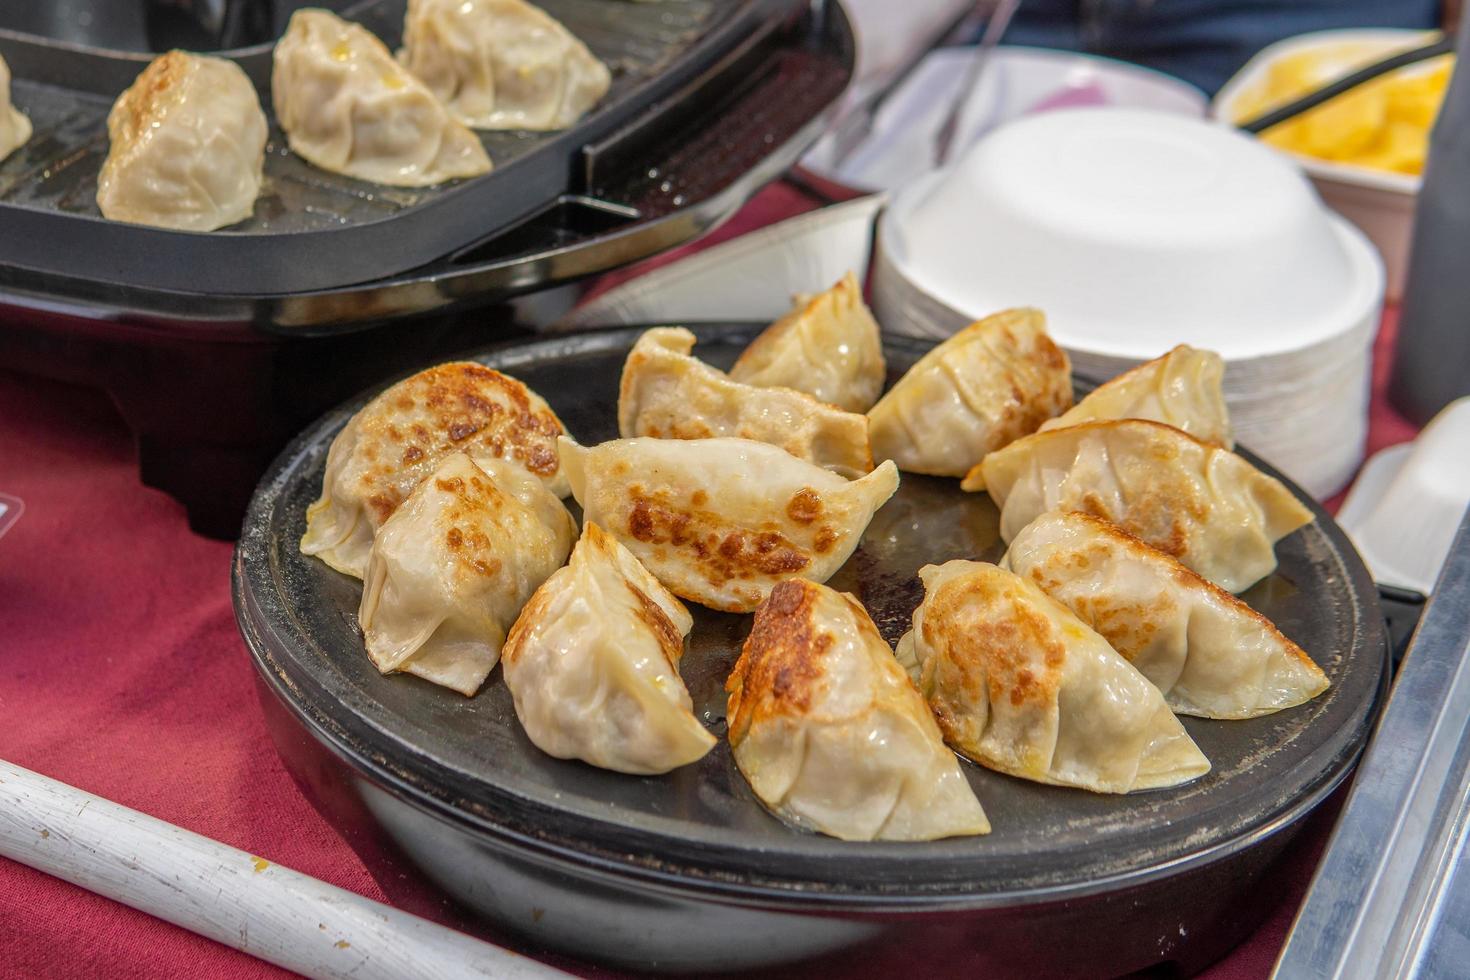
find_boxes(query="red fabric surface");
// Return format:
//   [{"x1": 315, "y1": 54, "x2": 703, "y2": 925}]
[{"x1": 0, "y1": 183, "x2": 1419, "y2": 979}]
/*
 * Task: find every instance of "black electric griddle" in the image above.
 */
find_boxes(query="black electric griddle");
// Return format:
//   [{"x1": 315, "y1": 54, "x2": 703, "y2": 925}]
[
  {"x1": 234, "y1": 325, "x2": 1389, "y2": 977},
  {"x1": 0, "y1": 1, "x2": 854, "y2": 536}
]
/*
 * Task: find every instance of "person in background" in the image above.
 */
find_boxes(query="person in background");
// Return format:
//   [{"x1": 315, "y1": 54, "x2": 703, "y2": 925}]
[{"x1": 1003, "y1": 0, "x2": 1445, "y2": 94}]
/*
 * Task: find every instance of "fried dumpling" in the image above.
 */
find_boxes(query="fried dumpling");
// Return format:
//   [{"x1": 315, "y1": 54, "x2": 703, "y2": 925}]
[
  {"x1": 1039, "y1": 345, "x2": 1232, "y2": 447},
  {"x1": 399, "y1": 0, "x2": 611, "y2": 131},
  {"x1": 0, "y1": 55, "x2": 32, "y2": 163},
  {"x1": 867, "y1": 308, "x2": 1072, "y2": 477},
  {"x1": 618, "y1": 327, "x2": 874, "y2": 478},
  {"x1": 968, "y1": 419, "x2": 1313, "y2": 593},
  {"x1": 96, "y1": 51, "x2": 266, "y2": 231},
  {"x1": 560, "y1": 436, "x2": 899, "y2": 612},
  {"x1": 1002, "y1": 512, "x2": 1328, "y2": 719},
  {"x1": 301, "y1": 362, "x2": 569, "y2": 579},
  {"x1": 273, "y1": 9, "x2": 492, "y2": 186},
  {"x1": 358, "y1": 452, "x2": 575, "y2": 695},
  {"x1": 503, "y1": 522, "x2": 715, "y2": 774},
  {"x1": 727, "y1": 579, "x2": 990, "y2": 840},
  {"x1": 897, "y1": 561, "x2": 1210, "y2": 794},
  {"x1": 727, "y1": 272, "x2": 886, "y2": 413}
]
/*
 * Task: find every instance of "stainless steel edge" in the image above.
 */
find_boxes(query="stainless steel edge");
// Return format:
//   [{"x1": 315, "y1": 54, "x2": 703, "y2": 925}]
[{"x1": 1274, "y1": 505, "x2": 1470, "y2": 980}]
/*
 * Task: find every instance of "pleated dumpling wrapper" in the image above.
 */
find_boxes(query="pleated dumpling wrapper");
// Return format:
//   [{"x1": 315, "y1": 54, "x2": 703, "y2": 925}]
[
  {"x1": 897, "y1": 561, "x2": 1211, "y2": 794},
  {"x1": 867, "y1": 308, "x2": 1072, "y2": 477},
  {"x1": 1040, "y1": 345, "x2": 1232, "y2": 447},
  {"x1": 618, "y1": 327, "x2": 874, "y2": 478},
  {"x1": 273, "y1": 8, "x2": 492, "y2": 186},
  {"x1": 968, "y1": 419, "x2": 1313, "y2": 594},
  {"x1": 502, "y1": 522, "x2": 716, "y2": 774},
  {"x1": 727, "y1": 579, "x2": 990, "y2": 840},
  {"x1": 1002, "y1": 512, "x2": 1328, "y2": 719},
  {"x1": 727, "y1": 272, "x2": 886, "y2": 413},
  {"x1": 301, "y1": 362, "x2": 570, "y2": 579},
  {"x1": 96, "y1": 51, "x2": 266, "y2": 231},
  {"x1": 399, "y1": 0, "x2": 611, "y2": 131},
  {"x1": 0, "y1": 54, "x2": 32, "y2": 163},
  {"x1": 358, "y1": 452, "x2": 575, "y2": 695},
  {"x1": 559, "y1": 436, "x2": 899, "y2": 613}
]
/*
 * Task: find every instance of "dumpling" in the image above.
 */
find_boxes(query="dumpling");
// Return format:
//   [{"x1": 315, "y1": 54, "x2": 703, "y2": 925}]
[
  {"x1": 618, "y1": 327, "x2": 874, "y2": 478},
  {"x1": 399, "y1": 0, "x2": 611, "y2": 131},
  {"x1": 559, "y1": 436, "x2": 899, "y2": 612},
  {"x1": 727, "y1": 579, "x2": 990, "y2": 840},
  {"x1": 867, "y1": 308, "x2": 1072, "y2": 477},
  {"x1": 358, "y1": 452, "x2": 575, "y2": 695},
  {"x1": 897, "y1": 560, "x2": 1210, "y2": 793},
  {"x1": 96, "y1": 51, "x2": 266, "y2": 231},
  {"x1": 273, "y1": 9, "x2": 492, "y2": 186},
  {"x1": 1002, "y1": 511, "x2": 1329, "y2": 719},
  {"x1": 967, "y1": 419, "x2": 1313, "y2": 593},
  {"x1": 1039, "y1": 345, "x2": 1232, "y2": 447},
  {"x1": 301, "y1": 361, "x2": 570, "y2": 579},
  {"x1": 0, "y1": 54, "x2": 32, "y2": 163},
  {"x1": 727, "y1": 272, "x2": 886, "y2": 412},
  {"x1": 502, "y1": 522, "x2": 715, "y2": 774}
]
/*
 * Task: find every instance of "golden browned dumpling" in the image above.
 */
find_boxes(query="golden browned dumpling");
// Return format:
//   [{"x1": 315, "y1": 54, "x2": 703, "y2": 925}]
[
  {"x1": 503, "y1": 522, "x2": 715, "y2": 774},
  {"x1": 559, "y1": 436, "x2": 899, "y2": 612},
  {"x1": 0, "y1": 54, "x2": 32, "y2": 164},
  {"x1": 898, "y1": 560, "x2": 1210, "y2": 794},
  {"x1": 97, "y1": 51, "x2": 266, "y2": 230},
  {"x1": 618, "y1": 327, "x2": 874, "y2": 478},
  {"x1": 273, "y1": 9, "x2": 492, "y2": 186},
  {"x1": 968, "y1": 419, "x2": 1313, "y2": 593},
  {"x1": 399, "y1": 0, "x2": 611, "y2": 130},
  {"x1": 358, "y1": 452, "x2": 575, "y2": 695},
  {"x1": 1002, "y1": 512, "x2": 1328, "y2": 719},
  {"x1": 300, "y1": 362, "x2": 569, "y2": 579},
  {"x1": 1039, "y1": 345, "x2": 1232, "y2": 447},
  {"x1": 867, "y1": 308, "x2": 1072, "y2": 477},
  {"x1": 727, "y1": 579, "x2": 989, "y2": 840},
  {"x1": 728, "y1": 272, "x2": 886, "y2": 412}
]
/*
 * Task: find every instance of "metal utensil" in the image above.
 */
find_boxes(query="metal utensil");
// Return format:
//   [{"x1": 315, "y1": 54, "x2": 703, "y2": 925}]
[{"x1": 933, "y1": 0, "x2": 1022, "y2": 165}]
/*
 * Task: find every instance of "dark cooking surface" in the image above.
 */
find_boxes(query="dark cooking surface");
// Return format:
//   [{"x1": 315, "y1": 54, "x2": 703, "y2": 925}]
[{"x1": 234, "y1": 324, "x2": 1387, "y2": 902}]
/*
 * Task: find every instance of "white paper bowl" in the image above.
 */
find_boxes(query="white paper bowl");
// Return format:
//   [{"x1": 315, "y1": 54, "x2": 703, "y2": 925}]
[{"x1": 1213, "y1": 29, "x2": 1445, "y2": 301}]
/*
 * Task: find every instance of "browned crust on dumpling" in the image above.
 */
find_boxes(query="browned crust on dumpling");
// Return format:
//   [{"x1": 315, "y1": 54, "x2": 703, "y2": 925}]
[
  {"x1": 357, "y1": 362, "x2": 564, "y2": 522},
  {"x1": 109, "y1": 51, "x2": 194, "y2": 143},
  {"x1": 1031, "y1": 512, "x2": 1319, "y2": 671},
  {"x1": 726, "y1": 580, "x2": 835, "y2": 745}
]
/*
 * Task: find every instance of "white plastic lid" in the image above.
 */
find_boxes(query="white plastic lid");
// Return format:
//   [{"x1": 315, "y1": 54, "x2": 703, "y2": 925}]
[{"x1": 885, "y1": 108, "x2": 1383, "y2": 360}]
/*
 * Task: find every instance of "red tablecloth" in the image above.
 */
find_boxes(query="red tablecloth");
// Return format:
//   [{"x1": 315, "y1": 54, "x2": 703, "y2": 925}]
[{"x1": 0, "y1": 183, "x2": 1419, "y2": 980}]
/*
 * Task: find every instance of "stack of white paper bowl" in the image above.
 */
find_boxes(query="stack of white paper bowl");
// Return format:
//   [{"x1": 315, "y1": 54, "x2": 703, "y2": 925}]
[{"x1": 873, "y1": 108, "x2": 1385, "y2": 499}]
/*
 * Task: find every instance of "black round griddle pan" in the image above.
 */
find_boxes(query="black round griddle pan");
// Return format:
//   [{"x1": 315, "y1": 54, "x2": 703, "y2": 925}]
[{"x1": 234, "y1": 324, "x2": 1389, "y2": 976}]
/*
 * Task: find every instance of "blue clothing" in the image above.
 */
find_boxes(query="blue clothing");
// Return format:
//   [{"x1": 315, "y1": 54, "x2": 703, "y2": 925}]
[{"x1": 1003, "y1": 0, "x2": 1441, "y2": 94}]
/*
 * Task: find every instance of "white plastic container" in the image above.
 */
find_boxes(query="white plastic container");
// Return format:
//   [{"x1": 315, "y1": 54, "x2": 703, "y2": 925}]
[
  {"x1": 873, "y1": 108, "x2": 1385, "y2": 499},
  {"x1": 1213, "y1": 29, "x2": 1444, "y2": 301}
]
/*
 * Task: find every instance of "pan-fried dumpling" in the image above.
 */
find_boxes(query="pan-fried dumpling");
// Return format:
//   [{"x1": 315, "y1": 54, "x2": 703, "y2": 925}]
[
  {"x1": 358, "y1": 452, "x2": 575, "y2": 695},
  {"x1": 897, "y1": 561, "x2": 1210, "y2": 793},
  {"x1": 867, "y1": 308, "x2": 1072, "y2": 477},
  {"x1": 0, "y1": 55, "x2": 32, "y2": 163},
  {"x1": 967, "y1": 419, "x2": 1313, "y2": 593},
  {"x1": 96, "y1": 51, "x2": 266, "y2": 231},
  {"x1": 1002, "y1": 512, "x2": 1329, "y2": 719},
  {"x1": 727, "y1": 579, "x2": 990, "y2": 840},
  {"x1": 618, "y1": 327, "x2": 874, "y2": 478},
  {"x1": 1039, "y1": 345, "x2": 1232, "y2": 447},
  {"x1": 301, "y1": 362, "x2": 570, "y2": 579},
  {"x1": 399, "y1": 0, "x2": 611, "y2": 131},
  {"x1": 273, "y1": 9, "x2": 492, "y2": 186},
  {"x1": 559, "y1": 436, "x2": 899, "y2": 612},
  {"x1": 727, "y1": 272, "x2": 886, "y2": 412},
  {"x1": 502, "y1": 522, "x2": 715, "y2": 774}
]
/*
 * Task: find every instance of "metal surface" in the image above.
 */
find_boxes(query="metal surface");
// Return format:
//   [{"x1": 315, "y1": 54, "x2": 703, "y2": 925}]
[
  {"x1": 1274, "y1": 506, "x2": 1470, "y2": 980},
  {"x1": 932, "y1": 0, "x2": 1020, "y2": 166},
  {"x1": 0, "y1": 0, "x2": 794, "y2": 293},
  {"x1": 234, "y1": 324, "x2": 1388, "y2": 974}
]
